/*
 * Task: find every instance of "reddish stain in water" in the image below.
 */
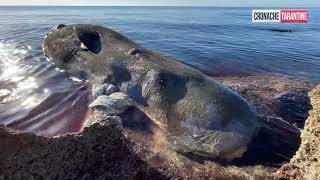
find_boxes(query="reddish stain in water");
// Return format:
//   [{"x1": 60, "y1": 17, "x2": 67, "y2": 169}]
[{"x1": 1, "y1": 83, "x2": 91, "y2": 137}]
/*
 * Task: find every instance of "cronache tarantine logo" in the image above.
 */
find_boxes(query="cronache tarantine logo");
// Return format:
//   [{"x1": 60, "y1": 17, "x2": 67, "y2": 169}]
[{"x1": 252, "y1": 9, "x2": 308, "y2": 23}]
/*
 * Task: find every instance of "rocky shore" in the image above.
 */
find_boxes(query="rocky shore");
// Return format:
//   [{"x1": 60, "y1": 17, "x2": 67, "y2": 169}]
[
  {"x1": 0, "y1": 119, "x2": 164, "y2": 179},
  {"x1": 277, "y1": 85, "x2": 320, "y2": 180}
]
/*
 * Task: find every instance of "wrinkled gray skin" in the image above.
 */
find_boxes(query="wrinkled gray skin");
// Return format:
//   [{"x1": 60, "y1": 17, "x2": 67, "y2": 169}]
[{"x1": 43, "y1": 24, "x2": 262, "y2": 160}]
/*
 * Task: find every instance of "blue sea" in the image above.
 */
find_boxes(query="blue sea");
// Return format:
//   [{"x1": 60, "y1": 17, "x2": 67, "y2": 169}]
[{"x1": 0, "y1": 6, "x2": 319, "y2": 136}]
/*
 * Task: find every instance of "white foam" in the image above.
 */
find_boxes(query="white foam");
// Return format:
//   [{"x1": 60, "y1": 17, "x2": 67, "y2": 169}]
[{"x1": 69, "y1": 76, "x2": 83, "y2": 82}]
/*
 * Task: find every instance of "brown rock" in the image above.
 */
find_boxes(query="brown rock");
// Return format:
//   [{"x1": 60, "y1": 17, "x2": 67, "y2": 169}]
[
  {"x1": 0, "y1": 120, "x2": 163, "y2": 179},
  {"x1": 275, "y1": 164, "x2": 303, "y2": 180},
  {"x1": 289, "y1": 85, "x2": 320, "y2": 180}
]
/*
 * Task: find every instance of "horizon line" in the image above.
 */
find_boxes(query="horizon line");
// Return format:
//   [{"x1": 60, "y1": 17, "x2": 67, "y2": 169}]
[{"x1": 0, "y1": 5, "x2": 318, "y2": 8}]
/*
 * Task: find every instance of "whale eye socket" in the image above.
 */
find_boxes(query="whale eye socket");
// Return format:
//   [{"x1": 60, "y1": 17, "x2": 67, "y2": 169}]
[{"x1": 78, "y1": 30, "x2": 102, "y2": 54}]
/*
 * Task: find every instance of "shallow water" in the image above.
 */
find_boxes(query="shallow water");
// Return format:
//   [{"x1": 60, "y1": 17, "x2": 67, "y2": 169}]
[
  {"x1": 0, "y1": 42, "x2": 90, "y2": 136},
  {"x1": 0, "y1": 6, "x2": 319, "y2": 136}
]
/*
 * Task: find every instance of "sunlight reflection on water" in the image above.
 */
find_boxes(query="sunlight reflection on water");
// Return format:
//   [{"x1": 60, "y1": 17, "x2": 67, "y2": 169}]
[
  {"x1": 0, "y1": 41, "x2": 40, "y2": 109},
  {"x1": 0, "y1": 41, "x2": 90, "y2": 137}
]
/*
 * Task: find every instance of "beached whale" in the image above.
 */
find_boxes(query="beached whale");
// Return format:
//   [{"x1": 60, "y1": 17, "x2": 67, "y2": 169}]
[{"x1": 42, "y1": 24, "x2": 262, "y2": 160}]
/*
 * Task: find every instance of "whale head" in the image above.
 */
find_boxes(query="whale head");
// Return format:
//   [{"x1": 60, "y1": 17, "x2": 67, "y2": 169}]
[{"x1": 43, "y1": 24, "x2": 139, "y2": 82}]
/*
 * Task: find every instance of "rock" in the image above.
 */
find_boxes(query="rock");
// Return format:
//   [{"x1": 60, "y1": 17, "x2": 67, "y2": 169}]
[
  {"x1": 109, "y1": 92, "x2": 129, "y2": 99},
  {"x1": 274, "y1": 90, "x2": 312, "y2": 128},
  {"x1": 92, "y1": 84, "x2": 118, "y2": 97},
  {"x1": 275, "y1": 164, "x2": 303, "y2": 180},
  {"x1": 0, "y1": 123, "x2": 162, "y2": 179},
  {"x1": 89, "y1": 93, "x2": 134, "y2": 115},
  {"x1": 236, "y1": 116, "x2": 301, "y2": 165},
  {"x1": 288, "y1": 85, "x2": 320, "y2": 180},
  {"x1": 215, "y1": 75, "x2": 315, "y2": 165}
]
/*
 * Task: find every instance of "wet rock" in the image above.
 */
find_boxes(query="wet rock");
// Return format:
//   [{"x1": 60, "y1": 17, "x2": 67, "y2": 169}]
[
  {"x1": 236, "y1": 116, "x2": 301, "y2": 165},
  {"x1": 92, "y1": 83, "x2": 118, "y2": 97},
  {"x1": 89, "y1": 92, "x2": 134, "y2": 115},
  {"x1": 215, "y1": 75, "x2": 315, "y2": 165},
  {"x1": 274, "y1": 90, "x2": 312, "y2": 128}
]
